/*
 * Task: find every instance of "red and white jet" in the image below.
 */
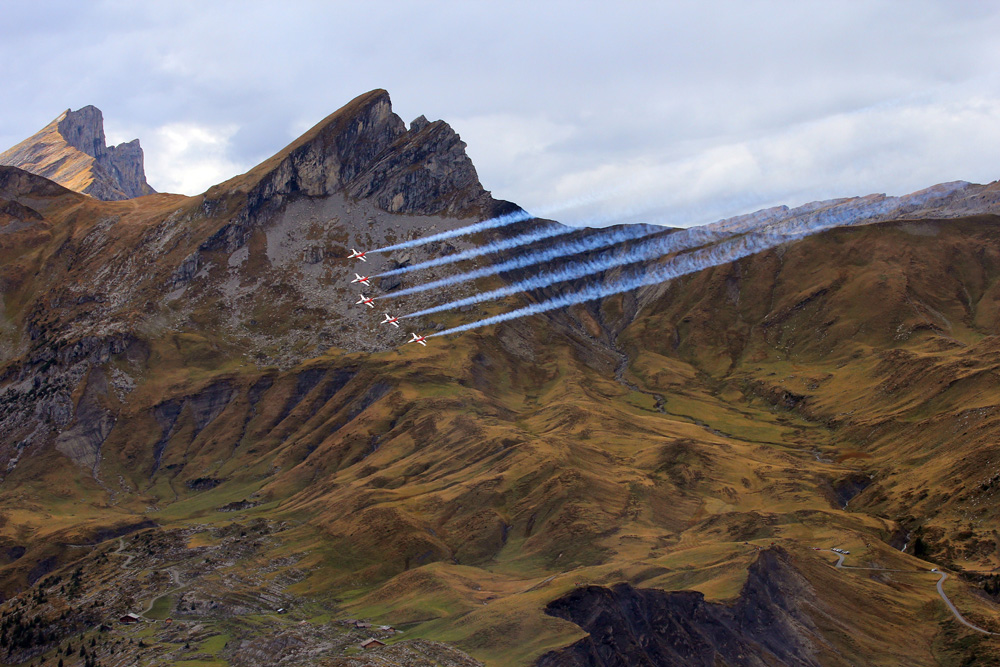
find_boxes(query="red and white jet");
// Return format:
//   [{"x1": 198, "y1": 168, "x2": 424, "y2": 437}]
[
  {"x1": 347, "y1": 248, "x2": 368, "y2": 262},
  {"x1": 408, "y1": 332, "x2": 428, "y2": 347},
  {"x1": 381, "y1": 313, "x2": 400, "y2": 328},
  {"x1": 356, "y1": 293, "x2": 376, "y2": 308},
  {"x1": 351, "y1": 273, "x2": 372, "y2": 286}
]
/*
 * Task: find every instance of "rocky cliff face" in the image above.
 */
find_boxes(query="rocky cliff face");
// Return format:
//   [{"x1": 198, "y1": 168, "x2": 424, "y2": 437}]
[
  {"x1": 0, "y1": 105, "x2": 155, "y2": 200},
  {"x1": 536, "y1": 548, "x2": 824, "y2": 667},
  {"x1": 345, "y1": 112, "x2": 490, "y2": 215},
  {"x1": 204, "y1": 89, "x2": 498, "y2": 253}
]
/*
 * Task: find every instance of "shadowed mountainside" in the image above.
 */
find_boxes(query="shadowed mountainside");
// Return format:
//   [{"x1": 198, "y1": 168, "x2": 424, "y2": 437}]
[{"x1": 537, "y1": 547, "x2": 880, "y2": 667}]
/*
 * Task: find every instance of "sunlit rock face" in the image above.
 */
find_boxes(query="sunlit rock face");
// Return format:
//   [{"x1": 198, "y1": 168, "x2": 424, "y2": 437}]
[{"x1": 0, "y1": 105, "x2": 155, "y2": 201}]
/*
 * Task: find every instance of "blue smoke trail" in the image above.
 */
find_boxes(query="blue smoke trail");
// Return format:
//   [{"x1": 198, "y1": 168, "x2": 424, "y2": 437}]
[
  {"x1": 384, "y1": 223, "x2": 662, "y2": 301},
  {"x1": 370, "y1": 184, "x2": 699, "y2": 255},
  {"x1": 375, "y1": 225, "x2": 574, "y2": 278},
  {"x1": 423, "y1": 185, "x2": 973, "y2": 338},
  {"x1": 372, "y1": 209, "x2": 535, "y2": 254},
  {"x1": 402, "y1": 223, "x2": 743, "y2": 318},
  {"x1": 425, "y1": 223, "x2": 823, "y2": 338},
  {"x1": 406, "y1": 180, "x2": 976, "y2": 321}
]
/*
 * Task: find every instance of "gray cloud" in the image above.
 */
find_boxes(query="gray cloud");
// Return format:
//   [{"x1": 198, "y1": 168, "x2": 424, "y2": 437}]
[{"x1": 3, "y1": 0, "x2": 1000, "y2": 227}]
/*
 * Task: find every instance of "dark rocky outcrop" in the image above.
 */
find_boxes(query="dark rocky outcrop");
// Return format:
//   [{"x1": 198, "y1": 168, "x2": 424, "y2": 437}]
[
  {"x1": 150, "y1": 381, "x2": 235, "y2": 475},
  {"x1": 274, "y1": 368, "x2": 329, "y2": 426},
  {"x1": 0, "y1": 334, "x2": 136, "y2": 482},
  {"x1": 187, "y1": 381, "x2": 235, "y2": 432},
  {"x1": 0, "y1": 199, "x2": 43, "y2": 224},
  {"x1": 830, "y1": 473, "x2": 872, "y2": 509},
  {"x1": 187, "y1": 477, "x2": 223, "y2": 491},
  {"x1": 200, "y1": 89, "x2": 499, "y2": 253},
  {"x1": 217, "y1": 499, "x2": 261, "y2": 512},
  {"x1": 537, "y1": 548, "x2": 824, "y2": 667},
  {"x1": 0, "y1": 165, "x2": 76, "y2": 201},
  {"x1": 151, "y1": 399, "x2": 183, "y2": 475},
  {"x1": 0, "y1": 106, "x2": 155, "y2": 201},
  {"x1": 345, "y1": 113, "x2": 489, "y2": 215},
  {"x1": 53, "y1": 367, "x2": 117, "y2": 472}
]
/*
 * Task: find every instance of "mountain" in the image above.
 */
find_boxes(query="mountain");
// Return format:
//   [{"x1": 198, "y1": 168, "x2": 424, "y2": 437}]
[
  {"x1": 0, "y1": 90, "x2": 999, "y2": 666},
  {"x1": 0, "y1": 105, "x2": 155, "y2": 201}
]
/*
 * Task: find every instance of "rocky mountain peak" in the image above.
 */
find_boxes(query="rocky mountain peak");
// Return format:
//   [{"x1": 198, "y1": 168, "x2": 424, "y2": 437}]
[
  {"x1": 56, "y1": 105, "x2": 108, "y2": 160},
  {"x1": 228, "y1": 89, "x2": 493, "y2": 218},
  {"x1": 410, "y1": 115, "x2": 430, "y2": 133},
  {"x1": 0, "y1": 105, "x2": 155, "y2": 201},
  {"x1": 201, "y1": 89, "x2": 502, "y2": 254}
]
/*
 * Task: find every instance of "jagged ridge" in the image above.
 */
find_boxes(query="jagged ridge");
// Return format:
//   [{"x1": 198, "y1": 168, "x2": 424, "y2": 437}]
[
  {"x1": 0, "y1": 106, "x2": 155, "y2": 201},
  {"x1": 537, "y1": 548, "x2": 824, "y2": 667},
  {"x1": 203, "y1": 89, "x2": 497, "y2": 252}
]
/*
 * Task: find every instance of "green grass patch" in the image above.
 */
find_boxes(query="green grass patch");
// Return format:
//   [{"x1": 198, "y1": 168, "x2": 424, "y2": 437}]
[
  {"x1": 198, "y1": 633, "x2": 230, "y2": 654},
  {"x1": 144, "y1": 593, "x2": 176, "y2": 620}
]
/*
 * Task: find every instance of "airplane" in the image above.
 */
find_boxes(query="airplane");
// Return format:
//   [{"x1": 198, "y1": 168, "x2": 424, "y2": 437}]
[
  {"x1": 408, "y1": 332, "x2": 428, "y2": 347},
  {"x1": 356, "y1": 293, "x2": 376, "y2": 308},
  {"x1": 348, "y1": 248, "x2": 368, "y2": 262},
  {"x1": 381, "y1": 313, "x2": 400, "y2": 328},
  {"x1": 351, "y1": 273, "x2": 372, "y2": 286}
]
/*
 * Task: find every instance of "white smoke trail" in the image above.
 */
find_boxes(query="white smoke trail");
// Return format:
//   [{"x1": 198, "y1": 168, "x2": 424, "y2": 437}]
[
  {"x1": 371, "y1": 209, "x2": 536, "y2": 254},
  {"x1": 377, "y1": 203, "x2": 689, "y2": 280},
  {"x1": 426, "y1": 223, "x2": 823, "y2": 338},
  {"x1": 370, "y1": 185, "x2": 698, "y2": 255},
  {"x1": 384, "y1": 223, "x2": 662, "y2": 301},
  {"x1": 402, "y1": 223, "x2": 740, "y2": 318},
  {"x1": 407, "y1": 181, "x2": 973, "y2": 322},
  {"x1": 375, "y1": 224, "x2": 574, "y2": 278}
]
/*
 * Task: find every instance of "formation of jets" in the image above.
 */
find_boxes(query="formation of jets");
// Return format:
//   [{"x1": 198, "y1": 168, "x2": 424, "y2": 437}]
[{"x1": 347, "y1": 248, "x2": 427, "y2": 346}]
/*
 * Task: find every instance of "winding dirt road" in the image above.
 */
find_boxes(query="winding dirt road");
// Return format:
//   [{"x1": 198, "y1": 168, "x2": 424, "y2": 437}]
[
  {"x1": 826, "y1": 550, "x2": 997, "y2": 636},
  {"x1": 935, "y1": 571, "x2": 996, "y2": 636}
]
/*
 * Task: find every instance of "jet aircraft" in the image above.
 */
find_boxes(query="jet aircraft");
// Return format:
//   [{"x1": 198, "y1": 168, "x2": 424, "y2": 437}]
[
  {"x1": 408, "y1": 332, "x2": 428, "y2": 347},
  {"x1": 348, "y1": 249, "x2": 368, "y2": 262},
  {"x1": 351, "y1": 273, "x2": 372, "y2": 286},
  {"x1": 356, "y1": 293, "x2": 376, "y2": 308},
  {"x1": 381, "y1": 313, "x2": 400, "y2": 328}
]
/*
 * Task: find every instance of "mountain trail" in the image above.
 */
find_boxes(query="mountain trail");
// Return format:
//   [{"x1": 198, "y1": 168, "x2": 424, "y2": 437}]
[{"x1": 824, "y1": 550, "x2": 998, "y2": 636}]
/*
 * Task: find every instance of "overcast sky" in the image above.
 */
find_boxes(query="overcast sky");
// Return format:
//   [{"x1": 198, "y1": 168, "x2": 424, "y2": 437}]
[{"x1": 4, "y1": 1, "x2": 1000, "y2": 227}]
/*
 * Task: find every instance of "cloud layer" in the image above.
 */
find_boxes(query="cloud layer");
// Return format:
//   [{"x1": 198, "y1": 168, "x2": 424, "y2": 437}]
[{"x1": 3, "y1": 1, "x2": 999, "y2": 227}]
